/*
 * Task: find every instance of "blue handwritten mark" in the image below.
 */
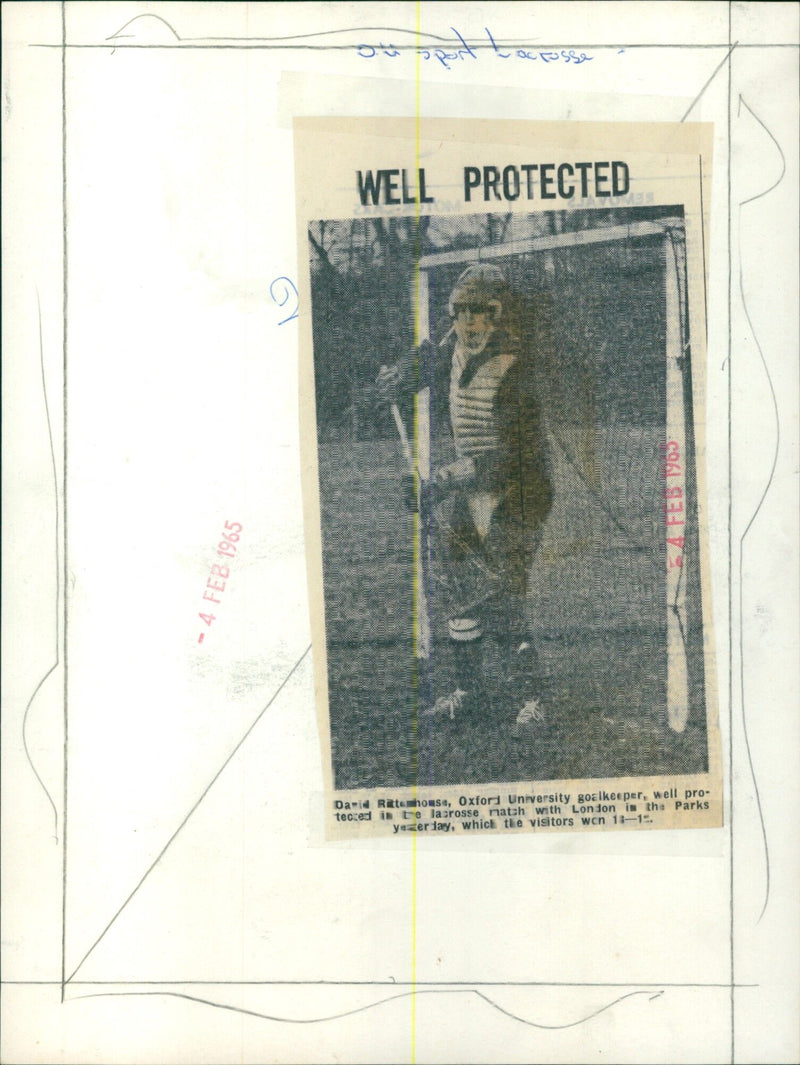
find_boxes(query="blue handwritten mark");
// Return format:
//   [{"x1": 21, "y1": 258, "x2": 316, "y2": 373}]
[
  {"x1": 415, "y1": 29, "x2": 477, "y2": 70},
  {"x1": 562, "y1": 49, "x2": 593, "y2": 64},
  {"x1": 357, "y1": 42, "x2": 400, "y2": 58},
  {"x1": 514, "y1": 46, "x2": 594, "y2": 64},
  {"x1": 432, "y1": 49, "x2": 458, "y2": 70},
  {"x1": 270, "y1": 277, "x2": 299, "y2": 326},
  {"x1": 451, "y1": 27, "x2": 477, "y2": 60},
  {"x1": 486, "y1": 30, "x2": 593, "y2": 64},
  {"x1": 486, "y1": 27, "x2": 510, "y2": 58},
  {"x1": 357, "y1": 28, "x2": 595, "y2": 68}
]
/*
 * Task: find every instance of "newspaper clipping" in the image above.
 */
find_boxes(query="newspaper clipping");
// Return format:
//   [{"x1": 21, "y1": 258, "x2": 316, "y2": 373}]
[{"x1": 294, "y1": 118, "x2": 721, "y2": 839}]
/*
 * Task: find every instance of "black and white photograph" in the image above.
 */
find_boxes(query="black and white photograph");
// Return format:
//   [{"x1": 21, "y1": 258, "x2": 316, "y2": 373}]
[{"x1": 307, "y1": 201, "x2": 715, "y2": 801}]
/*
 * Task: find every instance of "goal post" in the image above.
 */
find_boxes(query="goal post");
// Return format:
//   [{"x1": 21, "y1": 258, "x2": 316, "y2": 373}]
[
  {"x1": 413, "y1": 265, "x2": 432, "y2": 660},
  {"x1": 664, "y1": 226, "x2": 690, "y2": 732}
]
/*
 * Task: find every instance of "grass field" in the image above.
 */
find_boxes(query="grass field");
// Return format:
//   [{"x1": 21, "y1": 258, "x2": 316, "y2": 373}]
[{"x1": 318, "y1": 436, "x2": 709, "y2": 791}]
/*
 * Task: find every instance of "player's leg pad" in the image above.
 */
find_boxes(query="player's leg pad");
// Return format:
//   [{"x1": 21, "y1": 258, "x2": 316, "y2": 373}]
[
  {"x1": 505, "y1": 639, "x2": 543, "y2": 703},
  {"x1": 427, "y1": 637, "x2": 485, "y2": 720}
]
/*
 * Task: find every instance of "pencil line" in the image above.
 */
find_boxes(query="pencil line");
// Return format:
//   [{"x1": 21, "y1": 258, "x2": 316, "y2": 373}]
[
  {"x1": 2, "y1": 979, "x2": 760, "y2": 988},
  {"x1": 736, "y1": 262, "x2": 776, "y2": 924},
  {"x1": 681, "y1": 42, "x2": 738, "y2": 121},
  {"x1": 22, "y1": 292, "x2": 61, "y2": 840},
  {"x1": 735, "y1": 94, "x2": 786, "y2": 925},
  {"x1": 103, "y1": 16, "x2": 455, "y2": 46},
  {"x1": 70, "y1": 987, "x2": 664, "y2": 1031},
  {"x1": 726, "y1": 7, "x2": 734, "y2": 1062},
  {"x1": 738, "y1": 95, "x2": 787, "y2": 206},
  {"x1": 60, "y1": 0, "x2": 69, "y2": 1006},
  {"x1": 64, "y1": 646, "x2": 311, "y2": 985},
  {"x1": 27, "y1": 42, "x2": 800, "y2": 52},
  {"x1": 699, "y1": 157, "x2": 709, "y2": 331}
]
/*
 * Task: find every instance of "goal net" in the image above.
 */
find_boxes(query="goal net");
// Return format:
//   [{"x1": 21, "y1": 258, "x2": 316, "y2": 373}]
[{"x1": 415, "y1": 215, "x2": 703, "y2": 734}]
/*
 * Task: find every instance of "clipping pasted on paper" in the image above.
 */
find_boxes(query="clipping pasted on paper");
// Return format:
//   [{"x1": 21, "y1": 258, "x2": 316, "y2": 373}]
[{"x1": 294, "y1": 118, "x2": 721, "y2": 839}]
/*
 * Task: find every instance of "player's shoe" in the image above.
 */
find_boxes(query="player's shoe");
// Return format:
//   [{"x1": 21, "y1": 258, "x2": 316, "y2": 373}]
[
  {"x1": 508, "y1": 641, "x2": 539, "y2": 691},
  {"x1": 448, "y1": 617, "x2": 482, "y2": 642},
  {"x1": 423, "y1": 688, "x2": 467, "y2": 721},
  {"x1": 511, "y1": 697, "x2": 545, "y2": 739}
]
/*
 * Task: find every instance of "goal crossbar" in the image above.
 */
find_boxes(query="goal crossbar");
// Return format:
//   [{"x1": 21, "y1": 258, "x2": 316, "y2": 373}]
[{"x1": 417, "y1": 217, "x2": 684, "y2": 270}]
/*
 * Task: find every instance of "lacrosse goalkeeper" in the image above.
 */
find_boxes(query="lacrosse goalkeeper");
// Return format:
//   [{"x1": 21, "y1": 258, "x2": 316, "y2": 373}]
[{"x1": 376, "y1": 264, "x2": 553, "y2": 736}]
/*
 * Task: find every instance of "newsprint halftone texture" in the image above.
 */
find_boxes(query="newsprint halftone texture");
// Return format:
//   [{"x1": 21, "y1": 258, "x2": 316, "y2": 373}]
[{"x1": 295, "y1": 119, "x2": 721, "y2": 839}]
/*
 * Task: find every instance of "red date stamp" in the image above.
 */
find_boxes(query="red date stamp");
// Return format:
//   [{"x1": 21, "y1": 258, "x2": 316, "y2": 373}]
[
  {"x1": 198, "y1": 521, "x2": 243, "y2": 641},
  {"x1": 660, "y1": 441, "x2": 684, "y2": 568}
]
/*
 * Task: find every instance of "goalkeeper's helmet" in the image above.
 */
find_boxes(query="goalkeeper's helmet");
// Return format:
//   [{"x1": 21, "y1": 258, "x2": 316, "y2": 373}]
[{"x1": 448, "y1": 264, "x2": 508, "y2": 323}]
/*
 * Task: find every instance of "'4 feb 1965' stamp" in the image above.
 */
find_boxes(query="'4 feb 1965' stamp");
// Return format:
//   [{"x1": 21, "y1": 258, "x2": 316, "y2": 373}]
[{"x1": 294, "y1": 118, "x2": 721, "y2": 840}]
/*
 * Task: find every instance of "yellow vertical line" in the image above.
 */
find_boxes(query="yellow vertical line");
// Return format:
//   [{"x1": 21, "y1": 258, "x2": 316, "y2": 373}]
[{"x1": 410, "y1": 5, "x2": 422, "y2": 1062}]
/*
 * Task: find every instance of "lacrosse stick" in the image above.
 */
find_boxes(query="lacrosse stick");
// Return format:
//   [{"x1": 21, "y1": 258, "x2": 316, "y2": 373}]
[
  {"x1": 390, "y1": 402, "x2": 414, "y2": 474},
  {"x1": 379, "y1": 368, "x2": 432, "y2": 660},
  {"x1": 382, "y1": 367, "x2": 509, "y2": 633}
]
